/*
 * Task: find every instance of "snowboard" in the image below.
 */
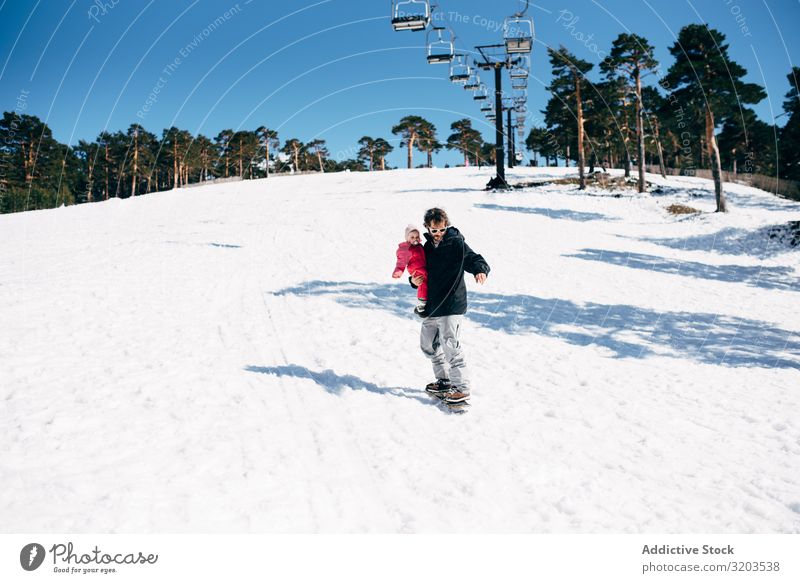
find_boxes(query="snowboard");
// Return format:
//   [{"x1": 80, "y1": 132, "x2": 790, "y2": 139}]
[{"x1": 428, "y1": 390, "x2": 470, "y2": 414}]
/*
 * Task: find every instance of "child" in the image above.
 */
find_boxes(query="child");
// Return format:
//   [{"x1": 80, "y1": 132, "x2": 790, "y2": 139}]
[{"x1": 392, "y1": 224, "x2": 428, "y2": 316}]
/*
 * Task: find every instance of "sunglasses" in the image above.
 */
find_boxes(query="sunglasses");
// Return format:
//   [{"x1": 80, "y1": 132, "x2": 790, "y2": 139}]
[{"x1": 428, "y1": 227, "x2": 447, "y2": 234}]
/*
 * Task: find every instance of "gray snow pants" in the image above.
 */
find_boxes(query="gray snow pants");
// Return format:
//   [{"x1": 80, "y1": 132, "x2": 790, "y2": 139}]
[{"x1": 420, "y1": 315, "x2": 470, "y2": 393}]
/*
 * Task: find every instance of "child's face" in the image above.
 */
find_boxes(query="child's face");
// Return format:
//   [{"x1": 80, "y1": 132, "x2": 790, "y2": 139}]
[{"x1": 408, "y1": 230, "x2": 420, "y2": 245}]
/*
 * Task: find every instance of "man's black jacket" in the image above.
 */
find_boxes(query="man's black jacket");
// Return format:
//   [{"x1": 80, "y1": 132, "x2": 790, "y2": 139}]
[{"x1": 412, "y1": 226, "x2": 490, "y2": 317}]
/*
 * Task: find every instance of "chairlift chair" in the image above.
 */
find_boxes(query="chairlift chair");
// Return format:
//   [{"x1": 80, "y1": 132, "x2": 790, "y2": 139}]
[
  {"x1": 480, "y1": 101, "x2": 493, "y2": 112},
  {"x1": 392, "y1": 0, "x2": 431, "y2": 32},
  {"x1": 504, "y1": 1, "x2": 535, "y2": 54},
  {"x1": 464, "y1": 71, "x2": 481, "y2": 90},
  {"x1": 511, "y1": 76, "x2": 528, "y2": 90},
  {"x1": 473, "y1": 84, "x2": 489, "y2": 101},
  {"x1": 449, "y1": 54, "x2": 471, "y2": 84},
  {"x1": 510, "y1": 55, "x2": 530, "y2": 79},
  {"x1": 426, "y1": 26, "x2": 454, "y2": 63}
]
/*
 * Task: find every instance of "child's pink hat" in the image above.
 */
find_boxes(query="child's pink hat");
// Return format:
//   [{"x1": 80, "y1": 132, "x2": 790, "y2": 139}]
[{"x1": 404, "y1": 224, "x2": 420, "y2": 241}]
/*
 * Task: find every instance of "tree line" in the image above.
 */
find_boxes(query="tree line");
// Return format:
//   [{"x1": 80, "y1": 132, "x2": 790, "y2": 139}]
[
  {"x1": 2, "y1": 23, "x2": 797, "y2": 214},
  {"x1": 0, "y1": 112, "x2": 495, "y2": 214},
  {"x1": 527, "y1": 24, "x2": 799, "y2": 211}
]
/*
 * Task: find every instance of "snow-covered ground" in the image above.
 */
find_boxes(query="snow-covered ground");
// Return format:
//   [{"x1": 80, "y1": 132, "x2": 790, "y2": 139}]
[{"x1": 1, "y1": 166, "x2": 798, "y2": 533}]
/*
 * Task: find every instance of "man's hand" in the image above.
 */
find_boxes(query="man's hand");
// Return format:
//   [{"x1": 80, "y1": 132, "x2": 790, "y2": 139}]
[
  {"x1": 411, "y1": 274, "x2": 425, "y2": 286},
  {"x1": 474, "y1": 273, "x2": 487, "y2": 285}
]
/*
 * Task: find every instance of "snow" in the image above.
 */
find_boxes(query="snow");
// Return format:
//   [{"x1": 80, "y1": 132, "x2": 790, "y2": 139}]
[{"x1": 1, "y1": 166, "x2": 798, "y2": 533}]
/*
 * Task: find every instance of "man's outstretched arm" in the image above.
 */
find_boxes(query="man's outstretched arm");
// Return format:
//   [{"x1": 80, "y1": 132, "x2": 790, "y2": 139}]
[{"x1": 463, "y1": 242, "x2": 490, "y2": 282}]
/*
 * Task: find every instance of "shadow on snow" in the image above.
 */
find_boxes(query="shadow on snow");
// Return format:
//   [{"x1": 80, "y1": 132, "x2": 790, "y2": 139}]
[
  {"x1": 566, "y1": 248, "x2": 798, "y2": 292},
  {"x1": 475, "y1": 203, "x2": 612, "y2": 222},
  {"x1": 244, "y1": 365, "x2": 430, "y2": 404},
  {"x1": 639, "y1": 225, "x2": 800, "y2": 259},
  {"x1": 272, "y1": 281, "x2": 799, "y2": 369}
]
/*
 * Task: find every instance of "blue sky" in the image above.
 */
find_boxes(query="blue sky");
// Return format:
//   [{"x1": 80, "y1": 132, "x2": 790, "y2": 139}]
[{"x1": 1, "y1": 0, "x2": 798, "y2": 168}]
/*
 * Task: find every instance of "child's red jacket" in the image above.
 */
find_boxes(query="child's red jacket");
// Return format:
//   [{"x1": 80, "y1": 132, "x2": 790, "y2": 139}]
[{"x1": 393, "y1": 242, "x2": 426, "y2": 278}]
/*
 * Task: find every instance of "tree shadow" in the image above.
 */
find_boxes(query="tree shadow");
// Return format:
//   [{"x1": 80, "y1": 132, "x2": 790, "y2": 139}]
[
  {"x1": 208, "y1": 242, "x2": 242, "y2": 248},
  {"x1": 638, "y1": 225, "x2": 799, "y2": 259},
  {"x1": 566, "y1": 248, "x2": 798, "y2": 292},
  {"x1": 475, "y1": 203, "x2": 612, "y2": 222},
  {"x1": 244, "y1": 364, "x2": 430, "y2": 404},
  {"x1": 394, "y1": 187, "x2": 476, "y2": 193},
  {"x1": 651, "y1": 183, "x2": 800, "y2": 212},
  {"x1": 272, "y1": 281, "x2": 800, "y2": 369}
]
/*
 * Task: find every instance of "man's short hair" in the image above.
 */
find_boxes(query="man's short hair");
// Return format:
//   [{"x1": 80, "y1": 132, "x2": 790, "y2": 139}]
[{"x1": 423, "y1": 207, "x2": 449, "y2": 227}]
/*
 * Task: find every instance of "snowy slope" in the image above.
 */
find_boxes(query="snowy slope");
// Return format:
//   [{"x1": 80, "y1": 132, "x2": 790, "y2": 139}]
[{"x1": 1, "y1": 166, "x2": 798, "y2": 533}]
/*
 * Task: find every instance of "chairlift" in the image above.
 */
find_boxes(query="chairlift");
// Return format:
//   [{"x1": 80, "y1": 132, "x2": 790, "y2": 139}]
[
  {"x1": 426, "y1": 26, "x2": 454, "y2": 63},
  {"x1": 504, "y1": 1, "x2": 535, "y2": 54},
  {"x1": 464, "y1": 71, "x2": 481, "y2": 90},
  {"x1": 515, "y1": 151, "x2": 524, "y2": 162},
  {"x1": 511, "y1": 75, "x2": 528, "y2": 90},
  {"x1": 473, "y1": 83, "x2": 489, "y2": 101},
  {"x1": 449, "y1": 54, "x2": 471, "y2": 84},
  {"x1": 391, "y1": 0, "x2": 431, "y2": 32},
  {"x1": 480, "y1": 101, "x2": 493, "y2": 112},
  {"x1": 510, "y1": 55, "x2": 530, "y2": 79}
]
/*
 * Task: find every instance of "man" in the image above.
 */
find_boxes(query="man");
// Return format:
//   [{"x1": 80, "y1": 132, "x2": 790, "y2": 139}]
[{"x1": 410, "y1": 207, "x2": 490, "y2": 404}]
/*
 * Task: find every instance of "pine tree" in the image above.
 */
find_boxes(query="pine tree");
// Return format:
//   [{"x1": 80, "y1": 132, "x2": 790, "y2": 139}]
[
  {"x1": 446, "y1": 119, "x2": 483, "y2": 166},
  {"x1": 417, "y1": 120, "x2": 441, "y2": 168},
  {"x1": 306, "y1": 139, "x2": 329, "y2": 172},
  {"x1": 525, "y1": 127, "x2": 555, "y2": 166},
  {"x1": 547, "y1": 46, "x2": 593, "y2": 188},
  {"x1": 282, "y1": 139, "x2": 304, "y2": 172},
  {"x1": 640, "y1": 86, "x2": 667, "y2": 177},
  {"x1": 256, "y1": 127, "x2": 279, "y2": 177},
  {"x1": 718, "y1": 108, "x2": 776, "y2": 177},
  {"x1": 126, "y1": 124, "x2": 156, "y2": 196},
  {"x1": 193, "y1": 134, "x2": 215, "y2": 182},
  {"x1": 779, "y1": 67, "x2": 800, "y2": 180},
  {"x1": 372, "y1": 138, "x2": 394, "y2": 171},
  {"x1": 391, "y1": 116, "x2": 430, "y2": 169},
  {"x1": 665, "y1": 24, "x2": 765, "y2": 211},
  {"x1": 214, "y1": 130, "x2": 234, "y2": 178},
  {"x1": 601, "y1": 33, "x2": 659, "y2": 192}
]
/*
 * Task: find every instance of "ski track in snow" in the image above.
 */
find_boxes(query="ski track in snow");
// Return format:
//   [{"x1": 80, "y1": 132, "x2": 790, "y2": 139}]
[{"x1": 1, "y1": 167, "x2": 798, "y2": 533}]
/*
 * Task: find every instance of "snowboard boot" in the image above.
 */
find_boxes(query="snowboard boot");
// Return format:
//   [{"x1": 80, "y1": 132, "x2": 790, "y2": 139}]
[
  {"x1": 425, "y1": 378, "x2": 452, "y2": 397},
  {"x1": 443, "y1": 388, "x2": 471, "y2": 404}
]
